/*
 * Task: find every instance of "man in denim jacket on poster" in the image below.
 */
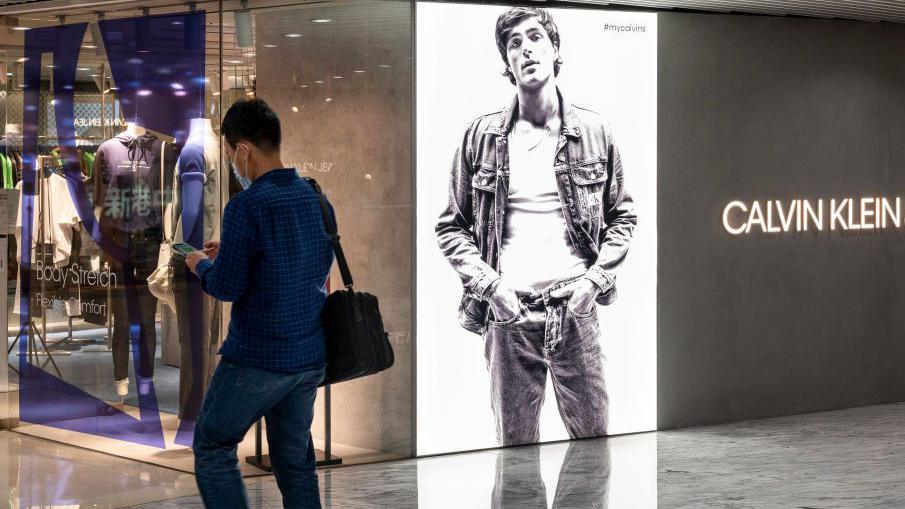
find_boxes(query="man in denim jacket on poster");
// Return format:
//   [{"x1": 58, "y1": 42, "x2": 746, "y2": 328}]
[{"x1": 436, "y1": 7, "x2": 637, "y2": 446}]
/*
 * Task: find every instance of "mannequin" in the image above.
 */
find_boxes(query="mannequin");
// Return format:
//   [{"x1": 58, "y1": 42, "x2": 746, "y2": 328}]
[
  {"x1": 172, "y1": 117, "x2": 221, "y2": 423},
  {"x1": 123, "y1": 122, "x2": 147, "y2": 137},
  {"x1": 189, "y1": 117, "x2": 211, "y2": 135},
  {"x1": 94, "y1": 122, "x2": 176, "y2": 397}
]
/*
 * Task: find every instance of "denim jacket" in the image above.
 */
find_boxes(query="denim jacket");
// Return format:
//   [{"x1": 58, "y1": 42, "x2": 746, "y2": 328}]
[{"x1": 436, "y1": 90, "x2": 637, "y2": 334}]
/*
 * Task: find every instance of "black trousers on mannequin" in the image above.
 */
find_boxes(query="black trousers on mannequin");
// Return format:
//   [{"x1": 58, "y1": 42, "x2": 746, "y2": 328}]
[{"x1": 109, "y1": 228, "x2": 161, "y2": 381}]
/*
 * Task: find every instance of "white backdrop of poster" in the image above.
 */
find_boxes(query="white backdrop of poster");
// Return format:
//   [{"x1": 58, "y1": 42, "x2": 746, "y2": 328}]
[{"x1": 416, "y1": 2, "x2": 657, "y2": 455}]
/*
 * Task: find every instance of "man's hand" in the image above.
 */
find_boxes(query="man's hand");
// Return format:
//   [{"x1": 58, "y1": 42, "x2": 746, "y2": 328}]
[
  {"x1": 203, "y1": 240, "x2": 220, "y2": 261},
  {"x1": 185, "y1": 250, "x2": 208, "y2": 275},
  {"x1": 488, "y1": 279, "x2": 522, "y2": 322},
  {"x1": 550, "y1": 278, "x2": 599, "y2": 315}
]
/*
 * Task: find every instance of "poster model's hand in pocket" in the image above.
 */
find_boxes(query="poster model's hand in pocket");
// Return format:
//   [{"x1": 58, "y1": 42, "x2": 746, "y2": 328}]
[
  {"x1": 488, "y1": 279, "x2": 522, "y2": 322},
  {"x1": 551, "y1": 278, "x2": 599, "y2": 316}
]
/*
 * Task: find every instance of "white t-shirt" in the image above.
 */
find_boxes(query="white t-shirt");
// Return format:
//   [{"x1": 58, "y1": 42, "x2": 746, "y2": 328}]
[{"x1": 499, "y1": 130, "x2": 587, "y2": 292}]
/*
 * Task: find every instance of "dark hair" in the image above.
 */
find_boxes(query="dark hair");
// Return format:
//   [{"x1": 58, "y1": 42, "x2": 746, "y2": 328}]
[
  {"x1": 221, "y1": 98, "x2": 281, "y2": 152},
  {"x1": 495, "y1": 7, "x2": 563, "y2": 86}
]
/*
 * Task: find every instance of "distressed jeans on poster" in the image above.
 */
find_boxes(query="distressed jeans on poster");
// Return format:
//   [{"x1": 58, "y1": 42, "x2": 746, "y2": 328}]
[{"x1": 484, "y1": 278, "x2": 608, "y2": 446}]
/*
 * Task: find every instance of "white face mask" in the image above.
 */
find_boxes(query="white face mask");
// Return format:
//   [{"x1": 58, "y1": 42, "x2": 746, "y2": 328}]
[{"x1": 230, "y1": 144, "x2": 252, "y2": 189}]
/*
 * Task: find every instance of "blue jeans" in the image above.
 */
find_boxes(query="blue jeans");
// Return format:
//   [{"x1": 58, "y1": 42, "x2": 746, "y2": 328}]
[
  {"x1": 484, "y1": 277, "x2": 608, "y2": 446},
  {"x1": 193, "y1": 359, "x2": 325, "y2": 509}
]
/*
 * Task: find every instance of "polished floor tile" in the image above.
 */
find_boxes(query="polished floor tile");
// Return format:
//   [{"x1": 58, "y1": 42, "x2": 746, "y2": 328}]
[
  {"x1": 658, "y1": 403, "x2": 905, "y2": 508},
  {"x1": 6, "y1": 403, "x2": 905, "y2": 508},
  {"x1": 0, "y1": 430, "x2": 198, "y2": 508}
]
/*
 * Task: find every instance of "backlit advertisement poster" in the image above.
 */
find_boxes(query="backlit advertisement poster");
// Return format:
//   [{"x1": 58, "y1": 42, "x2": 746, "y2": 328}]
[{"x1": 416, "y1": 3, "x2": 657, "y2": 455}]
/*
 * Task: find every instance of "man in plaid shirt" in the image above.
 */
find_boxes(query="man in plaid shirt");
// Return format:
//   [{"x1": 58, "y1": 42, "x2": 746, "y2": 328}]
[{"x1": 185, "y1": 99, "x2": 335, "y2": 509}]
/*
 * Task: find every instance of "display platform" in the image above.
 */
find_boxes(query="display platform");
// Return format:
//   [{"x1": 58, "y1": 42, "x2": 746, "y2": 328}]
[{"x1": 7, "y1": 389, "x2": 401, "y2": 474}]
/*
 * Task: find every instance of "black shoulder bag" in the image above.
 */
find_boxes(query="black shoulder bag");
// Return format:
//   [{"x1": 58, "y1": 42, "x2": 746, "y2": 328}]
[{"x1": 306, "y1": 177, "x2": 395, "y2": 386}]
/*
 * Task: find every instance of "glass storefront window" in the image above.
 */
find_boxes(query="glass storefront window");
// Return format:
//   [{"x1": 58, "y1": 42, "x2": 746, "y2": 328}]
[
  {"x1": 0, "y1": 0, "x2": 413, "y2": 472},
  {"x1": 1, "y1": 3, "x2": 222, "y2": 471}
]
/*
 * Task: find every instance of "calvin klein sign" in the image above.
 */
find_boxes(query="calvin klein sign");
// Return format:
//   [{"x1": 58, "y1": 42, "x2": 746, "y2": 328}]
[{"x1": 722, "y1": 197, "x2": 903, "y2": 235}]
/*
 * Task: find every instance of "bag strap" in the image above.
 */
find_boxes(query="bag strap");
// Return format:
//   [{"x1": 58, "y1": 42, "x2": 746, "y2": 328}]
[
  {"x1": 160, "y1": 141, "x2": 172, "y2": 242},
  {"x1": 303, "y1": 176, "x2": 353, "y2": 289}
]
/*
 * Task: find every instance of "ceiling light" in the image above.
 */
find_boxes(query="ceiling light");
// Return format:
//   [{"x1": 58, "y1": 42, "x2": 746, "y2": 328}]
[
  {"x1": 5, "y1": 73, "x2": 11, "y2": 76},
  {"x1": 44, "y1": 65, "x2": 55, "y2": 69},
  {"x1": 311, "y1": 19, "x2": 333, "y2": 23},
  {"x1": 263, "y1": 44, "x2": 277, "y2": 48},
  {"x1": 90, "y1": 74, "x2": 99, "y2": 77},
  {"x1": 137, "y1": 89, "x2": 152, "y2": 96},
  {"x1": 227, "y1": 60, "x2": 242, "y2": 64},
  {"x1": 284, "y1": 33, "x2": 302, "y2": 38},
  {"x1": 16, "y1": 58, "x2": 27, "y2": 63},
  {"x1": 12, "y1": 26, "x2": 30, "y2": 31},
  {"x1": 212, "y1": 91, "x2": 221, "y2": 96},
  {"x1": 332, "y1": 76, "x2": 344, "y2": 79},
  {"x1": 353, "y1": 70, "x2": 365, "y2": 73},
  {"x1": 84, "y1": 44, "x2": 97, "y2": 49},
  {"x1": 77, "y1": 67, "x2": 89, "y2": 71},
  {"x1": 174, "y1": 90, "x2": 187, "y2": 97},
  {"x1": 170, "y1": 82, "x2": 184, "y2": 90},
  {"x1": 291, "y1": 106, "x2": 298, "y2": 113},
  {"x1": 378, "y1": 64, "x2": 391, "y2": 68},
  {"x1": 300, "y1": 85, "x2": 308, "y2": 88},
  {"x1": 314, "y1": 80, "x2": 324, "y2": 84},
  {"x1": 325, "y1": 97, "x2": 332, "y2": 102}
]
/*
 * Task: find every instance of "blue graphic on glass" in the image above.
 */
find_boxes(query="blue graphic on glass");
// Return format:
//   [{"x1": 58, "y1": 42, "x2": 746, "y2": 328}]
[{"x1": 18, "y1": 12, "x2": 206, "y2": 450}]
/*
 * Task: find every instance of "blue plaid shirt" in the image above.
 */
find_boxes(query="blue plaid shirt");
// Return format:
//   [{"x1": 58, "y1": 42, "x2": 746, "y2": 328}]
[{"x1": 195, "y1": 169, "x2": 334, "y2": 373}]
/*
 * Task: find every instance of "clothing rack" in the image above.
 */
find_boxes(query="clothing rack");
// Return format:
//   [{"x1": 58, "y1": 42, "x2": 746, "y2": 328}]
[{"x1": 9, "y1": 156, "x2": 67, "y2": 376}]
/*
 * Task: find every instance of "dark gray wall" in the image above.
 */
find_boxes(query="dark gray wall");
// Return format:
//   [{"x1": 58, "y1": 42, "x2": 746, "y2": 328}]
[{"x1": 658, "y1": 13, "x2": 905, "y2": 429}]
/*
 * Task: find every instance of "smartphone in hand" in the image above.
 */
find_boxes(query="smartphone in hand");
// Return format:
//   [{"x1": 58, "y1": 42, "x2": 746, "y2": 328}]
[{"x1": 172, "y1": 242, "x2": 198, "y2": 256}]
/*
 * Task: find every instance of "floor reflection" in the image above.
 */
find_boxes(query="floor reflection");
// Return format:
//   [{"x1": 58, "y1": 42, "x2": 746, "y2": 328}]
[
  {"x1": 492, "y1": 441, "x2": 610, "y2": 509},
  {"x1": 12, "y1": 403, "x2": 905, "y2": 508},
  {"x1": 2, "y1": 428, "x2": 656, "y2": 509},
  {"x1": 416, "y1": 433, "x2": 655, "y2": 509}
]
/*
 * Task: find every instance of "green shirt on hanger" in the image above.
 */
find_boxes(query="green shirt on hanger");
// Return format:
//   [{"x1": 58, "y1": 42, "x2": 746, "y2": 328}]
[{"x1": 1, "y1": 153, "x2": 11, "y2": 189}]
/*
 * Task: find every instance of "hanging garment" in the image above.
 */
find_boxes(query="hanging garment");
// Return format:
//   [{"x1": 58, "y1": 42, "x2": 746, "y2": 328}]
[
  {"x1": 1, "y1": 153, "x2": 12, "y2": 189},
  {"x1": 84, "y1": 151, "x2": 94, "y2": 179},
  {"x1": 12, "y1": 161, "x2": 82, "y2": 317},
  {"x1": 15, "y1": 164, "x2": 81, "y2": 267},
  {"x1": 17, "y1": 152, "x2": 25, "y2": 183}
]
